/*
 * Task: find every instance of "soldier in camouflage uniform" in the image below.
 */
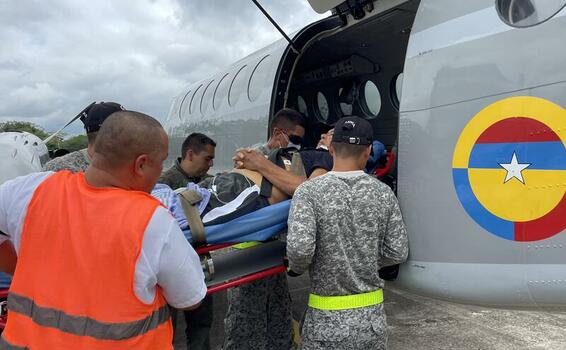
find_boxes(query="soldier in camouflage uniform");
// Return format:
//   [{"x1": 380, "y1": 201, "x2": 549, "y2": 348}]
[
  {"x1": 223, "y1": 108, "x2": 306, "y2": 350},
  {"x1": 158, "y1": 132, "x2": 216, "y2": 189},
  {"x1": 287, "y1": 116, "x2": 409, "y2": 350},
  {"x1": 158, "y1": 132, "x2": 216, "y2": 350},
  {"x1": 43, "y1": 102, "x2": 124, "y2": 172}
]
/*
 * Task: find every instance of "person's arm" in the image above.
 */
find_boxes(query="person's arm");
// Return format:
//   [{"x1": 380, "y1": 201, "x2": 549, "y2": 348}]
[
  {"x1": 286, "y1": 184, "x2": 317, "y2": 275},
  {"x1": 379, "y1": 189, "x2": 409, "y2": 267},
  {"x1": 235, "y1": 149, "x2": 308, "y2": 196},
  {"x1": 151, "y1": 209, "x2": 206, "y2": 310},
  {"x1": 0, "y1": 238, "x2": 17, "y2": 275}
]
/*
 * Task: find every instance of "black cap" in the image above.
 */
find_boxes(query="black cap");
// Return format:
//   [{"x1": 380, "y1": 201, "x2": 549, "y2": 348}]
[
  {"x1": 80, "y1": 102, "x2": 125, "y2": 134},
  {"x1": 332, "y1": 116, "x2": 373, "y2": 145}
]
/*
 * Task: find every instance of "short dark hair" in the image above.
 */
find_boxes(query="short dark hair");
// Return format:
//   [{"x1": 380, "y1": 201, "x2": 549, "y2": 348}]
[
  {"x1": 332, "y1": 142, "x2": 369, "y2": 158},
  {"x1": 270, "y1": 108, "x2": 306, "y2": 132},
  {"x1": 94, "y1": 111, "x2": 165, "y2": 167},
  {"x1": 181, "y1": 133, "x2": 216, "y2": 159}
]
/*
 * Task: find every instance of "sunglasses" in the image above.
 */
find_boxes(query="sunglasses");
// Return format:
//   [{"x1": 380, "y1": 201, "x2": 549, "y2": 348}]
[{"x1": 287, "y1": 134, "x2": 304, "y2": 145}]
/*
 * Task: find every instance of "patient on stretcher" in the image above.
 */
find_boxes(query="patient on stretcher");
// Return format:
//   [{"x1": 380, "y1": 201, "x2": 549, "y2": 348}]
[{"x1": 152, "y1": 138, "x2": 386, "y2": 236}]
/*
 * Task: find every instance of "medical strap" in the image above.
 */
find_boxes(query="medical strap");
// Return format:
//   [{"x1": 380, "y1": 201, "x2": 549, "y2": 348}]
[
  {"x1": 308, "y1": 289, "x2": 383, "y2": 310},
  {"x1": 290, "y1": 151, "x2": 306, "y2": 177},
  {"x1": 5, "y1": 292, "x2": 170, "y2": 341},
  {"x1": 178, "y1": 189, "x2": 207, "y2": 244},
  {"x1": 259, "y1": 147, "x2": 305, "y2": 197}
]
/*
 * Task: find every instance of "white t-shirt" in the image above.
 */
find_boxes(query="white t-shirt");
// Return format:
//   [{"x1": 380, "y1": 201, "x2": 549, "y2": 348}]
[{"x1": 0, "y1": 172, "x2": 206, "y2": 309}]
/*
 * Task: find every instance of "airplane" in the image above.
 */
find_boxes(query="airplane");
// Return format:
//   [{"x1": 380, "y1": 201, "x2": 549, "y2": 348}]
[
  {"x1": 163, "y1": 0, "x2": 566, "y2": 309},
  {"x1": 0, "y1": 0, "x2": 564, "y2": 311}
]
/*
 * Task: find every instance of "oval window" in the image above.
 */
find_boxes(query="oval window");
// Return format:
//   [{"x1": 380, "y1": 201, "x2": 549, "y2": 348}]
[
  {"x1": 201, "y1": 80, "x2": 215, "y2": 114},
  {"x1": 170, "y1": 94, "x2": 184, "y2": 121},
  {"x1": 338, "y1": 88, "x2": 353, "y2": 116},
  {"x1": 297, "y1": 96, "x2": 308, "y2": 116},
  {"x1": 361, "y1": 80, "x2": 381, "y2": 118},
  {"x1": 497, "y1": 0, "x2": 566, "y2": 27},
  {"x1": 316, "y1": 92, "x2": 330, "y2": 121},
  {"x1": 213, "y1": 73, "x2": 230, "y2": 110},
  {"x1": 229, "y1": 65, "x2": 248, "y2": 106},
  {"x1": 179, "y1": 90, "x2": 192, "y2": 120},
  {"x1": 392, "y1": 73, "x2": 404, "y2": 110},
  {"x1": 248, "y1": 55, "x2": 272, "y2": 102},
  {"x1": 189, "y1": 85, "x2": 203, "y2": 115}
]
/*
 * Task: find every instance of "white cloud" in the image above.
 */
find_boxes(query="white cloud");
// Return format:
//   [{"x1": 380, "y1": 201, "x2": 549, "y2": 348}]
[{"x1": 0, "y1": 0, "x2": 325, "y2": 134}]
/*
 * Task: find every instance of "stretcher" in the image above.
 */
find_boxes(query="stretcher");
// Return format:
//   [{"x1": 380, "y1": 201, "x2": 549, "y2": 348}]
[{"x1": 186, "y1": 200, "x2": 291, "y2": 295}]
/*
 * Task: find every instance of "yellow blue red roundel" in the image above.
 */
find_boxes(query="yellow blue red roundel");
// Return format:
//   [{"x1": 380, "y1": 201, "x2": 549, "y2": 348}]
[{"x1": 452, "y1": 96, "x2": 566, "y2": 241}]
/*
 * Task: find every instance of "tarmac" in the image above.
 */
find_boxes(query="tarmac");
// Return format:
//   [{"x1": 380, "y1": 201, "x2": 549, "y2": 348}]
[{"x1": 174, "y1": 273, "x2": 566, "y2": 350}]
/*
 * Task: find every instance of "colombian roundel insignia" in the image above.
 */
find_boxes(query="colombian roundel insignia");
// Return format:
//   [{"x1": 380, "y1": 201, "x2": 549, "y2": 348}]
[{"x1": 452, "y1": 96, "x2": 566, "y2": 241}]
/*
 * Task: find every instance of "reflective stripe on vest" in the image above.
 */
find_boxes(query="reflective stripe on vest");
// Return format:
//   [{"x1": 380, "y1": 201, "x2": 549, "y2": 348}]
[
  {"x1": 308, "y1": 289, "x2": 384, "y2": 310},
  {"x1": 0, "y1": 336, "x2": 28, "y2": 350},
  {"x1": 6, "y1": 292, "x2": 170, "y2": 340}
]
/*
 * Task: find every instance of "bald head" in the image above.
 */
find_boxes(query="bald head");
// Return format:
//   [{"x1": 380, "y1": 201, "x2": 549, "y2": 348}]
[{"x1": 93, "y1": 111, "x2": 166, "y2": 167}]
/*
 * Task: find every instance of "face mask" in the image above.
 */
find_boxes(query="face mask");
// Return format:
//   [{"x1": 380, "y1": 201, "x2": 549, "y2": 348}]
[
  {"x1": 318, "y1": 144, "x2": 328, "y2": 150},
  {"x1": 287, "y1": 142, "x2": 301, "y2": 150}
]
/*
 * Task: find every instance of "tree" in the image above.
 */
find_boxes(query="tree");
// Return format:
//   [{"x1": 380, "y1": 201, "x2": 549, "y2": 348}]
[
  {"x1": 0, "y1": 121, "x2": 62, "y2": 151},
  {"x1": 61, "y1": 135, "x2": 87, "y2": 152},
  {"x1": 0, "y1": 121, "x2": 49, "y2": 139}
]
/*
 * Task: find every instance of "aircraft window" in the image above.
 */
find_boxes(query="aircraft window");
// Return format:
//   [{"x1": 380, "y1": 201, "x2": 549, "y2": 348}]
[
  {"x1": 497, "y1": 0, "x2": 566, "y2": 27},
  {"x1": 229, "y1": 65, "x2": 248, "y2": 106},
  {"x1": 179, "y1": 90, "x2": 192, "y2": 120},
  {"x1": 214, "y1": 73, "x2": 230, "y2": 110},
  {"x1": 338, "y1": 88, "x2": 353, "y2": 116},
  {"x1": 248, "y1": 55, "x2": 272, "y2": 102},
  {"x1": 360, "y1": 80, "x2": 381, "y2": 118},
  {"x1": 316, "y1": 92, "x2": 330, "y2": 121},
  {"x1": 297, "y1": 96, "x2": 309, "y2": 116},
  {"x1": 392, "y1": 73, "x2": 404, "y2": 110},
  {"x1": 170, "y1": 95, "x2": 184, "y2": 120},
  {"x1": 201, "y1": 79, "x2": 215, "y2": 114},
  {"x1": 189, "y1": 85, "x2": 203, "y2": 115}
]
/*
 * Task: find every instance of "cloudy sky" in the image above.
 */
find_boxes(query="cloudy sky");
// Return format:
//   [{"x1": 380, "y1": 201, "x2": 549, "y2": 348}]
[{"x1": 0, "y1": 0, "x2": 325, "y2": 135}]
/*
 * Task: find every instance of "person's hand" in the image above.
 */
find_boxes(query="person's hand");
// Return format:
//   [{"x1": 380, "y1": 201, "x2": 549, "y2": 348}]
[
  {"x1": 233, "y1": 148, "x2": 249, "y2": 168},
  {"x1": 233, "y1": 148, "x2": 267, "y2": 171}
]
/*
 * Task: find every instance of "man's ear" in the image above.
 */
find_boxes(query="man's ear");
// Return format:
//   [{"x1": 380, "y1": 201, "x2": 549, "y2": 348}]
[
  {"x1": 365, "y1": 144, "x2": 372, "y2": 157},
  {"x1": 134, "y1": 154, "x2": 149, "y2": 176},
  {"x1": 329, "y1": 143, "x2": 335, "y2": 156},
  {"x1": 187, "y1": 149, "x2": 194, "y2": 161}
]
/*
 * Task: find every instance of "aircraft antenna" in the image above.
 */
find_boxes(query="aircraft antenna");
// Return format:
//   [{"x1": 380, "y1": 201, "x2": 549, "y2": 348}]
[
  {"x1": 251, "y1": 0, "x2": 300, "y2": 54},
  {"x1": 42, "y1": 101, "x2": 96, "y2": 145}
]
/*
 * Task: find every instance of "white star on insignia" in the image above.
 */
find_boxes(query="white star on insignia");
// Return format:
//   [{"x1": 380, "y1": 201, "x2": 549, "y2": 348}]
[{"x1": 499, "y1": 152, "x2": 531, "y2": 184}]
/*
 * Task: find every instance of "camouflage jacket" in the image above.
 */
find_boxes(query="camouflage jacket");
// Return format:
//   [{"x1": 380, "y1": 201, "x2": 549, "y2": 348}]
[
  {"x1": 158, "y1": 158, "x2": 206, "y2": 190},
  {"x1": 287, "y1": 171, "x2": 408, "y2": 296},
  {"x1": 43, "y1": 149, "x2": 90, "y2": 172}
]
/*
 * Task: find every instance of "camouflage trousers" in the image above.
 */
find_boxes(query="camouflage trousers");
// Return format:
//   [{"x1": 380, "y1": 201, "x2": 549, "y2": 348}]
[
  {"x1": 299, "y1": 304, "x2": 387, "y2": 350},
  {"x1": 223, "y1": 273, "x2": 292, "y2": 350}
]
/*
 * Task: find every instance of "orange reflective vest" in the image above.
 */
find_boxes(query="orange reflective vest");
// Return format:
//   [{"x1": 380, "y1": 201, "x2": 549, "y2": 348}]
[{"x1": 1, "y1": 171, "x2": 173, "y2": 349}]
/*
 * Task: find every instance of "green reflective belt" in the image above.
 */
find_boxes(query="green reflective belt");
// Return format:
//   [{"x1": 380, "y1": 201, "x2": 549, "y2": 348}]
[
  {"x1": 308, "y1": 289, "x2": 383, "y2": 310},
  {"x1": 233, "y1": 241, "x2": 261, "y2": 249}
]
